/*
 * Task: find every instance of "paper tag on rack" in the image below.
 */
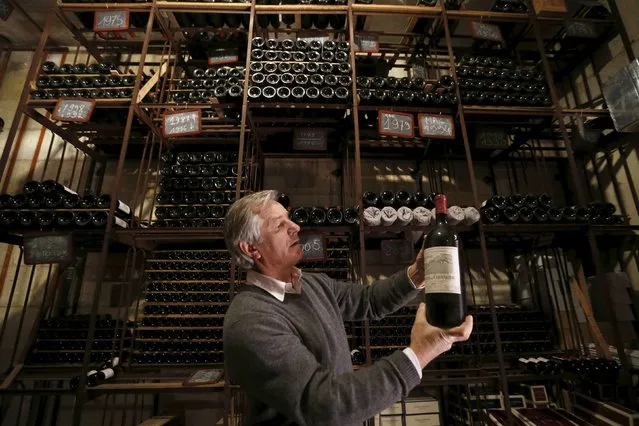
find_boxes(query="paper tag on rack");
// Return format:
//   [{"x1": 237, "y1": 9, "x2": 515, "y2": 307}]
[
  {"x1": 354, "y1": 33, "x2": 379, "y2": 52},
  {"x1": 208, "y1": 49, "x2": 240, "y2": 66}
]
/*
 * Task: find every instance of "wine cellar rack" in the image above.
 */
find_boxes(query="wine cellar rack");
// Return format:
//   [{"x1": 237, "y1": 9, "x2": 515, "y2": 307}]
[{"x1": 0, "y1": 0, "x2": 637, "y2": 424}]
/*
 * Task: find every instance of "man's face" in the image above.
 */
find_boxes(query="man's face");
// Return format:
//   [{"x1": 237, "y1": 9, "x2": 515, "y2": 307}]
[{"x1": 254, "y1": 200, "x2": 302, "y2": 269}]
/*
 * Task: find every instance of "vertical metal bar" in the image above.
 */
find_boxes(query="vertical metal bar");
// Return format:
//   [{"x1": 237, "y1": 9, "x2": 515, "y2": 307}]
[
  {"x1": 529, "y1": 10, "x2": 586, "y2": 206},
  {"x1": 0, "y1": 249, "x2": 24, "y2": 347},
  {"x1": 70, "y1": 6, "x2": 158, "y2": 425},
  {"x1": 440, "y1": 9, "x2": 512, "y2": 423},
  {"x1": 9, "y1": 264, "x2": 37, "y2": 367}
]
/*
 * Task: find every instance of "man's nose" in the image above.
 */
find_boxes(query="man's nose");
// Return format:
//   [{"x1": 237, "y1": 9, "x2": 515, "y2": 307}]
[{"x1": 288, "y1": 220, "x2": 300, "y2": 234}]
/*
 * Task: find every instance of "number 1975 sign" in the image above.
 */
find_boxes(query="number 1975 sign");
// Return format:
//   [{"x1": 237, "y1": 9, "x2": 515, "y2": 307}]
[
  {"x1": 94, "y1": 10, "x2": 130, "y2": 32},
  {"x1": 163, "y1": 110, "x2": 202, "y2": 138}
]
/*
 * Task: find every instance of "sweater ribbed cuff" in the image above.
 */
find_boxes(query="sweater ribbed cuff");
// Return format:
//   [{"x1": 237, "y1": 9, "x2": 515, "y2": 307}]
[{"x1": 386, "y1": 350, "x2": 422, "y2": 395}]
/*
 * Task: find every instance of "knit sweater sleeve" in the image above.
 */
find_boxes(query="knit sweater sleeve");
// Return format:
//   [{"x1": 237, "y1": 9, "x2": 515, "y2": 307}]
[
  {"x1": 321, "y1": 269, "x2": 421, "y2": 322},
  {"x1": 224, "y1": 313, "x2": 421, "y2": 426}
]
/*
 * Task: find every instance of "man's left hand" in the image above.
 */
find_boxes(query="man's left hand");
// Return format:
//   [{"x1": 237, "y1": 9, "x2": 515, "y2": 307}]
[{"x1": 407, "y1": 249, "x2": 425, "y2": 288}]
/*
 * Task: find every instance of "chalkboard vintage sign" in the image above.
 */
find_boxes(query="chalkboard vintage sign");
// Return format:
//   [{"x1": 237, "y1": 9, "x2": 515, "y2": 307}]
[
  {"x1": 354, "y1": 33, "x2": 379, "y2": 53},
  {"x1": 93, "y1": 10, "x2": 130, "y2": 32},
  {"x1": 52, "y1": 98, "x2": 96, "y2": 123},
  {"x1": 24, "y1": 234, "x2": 74, "y2": 265},
  {"x1": 469, "y1": 22, "x2": 504, "y2": 43},
  {"x1": 162, "y1": 109, "x2": 202, "y2": 138},
  {"x1": 378, "y1": 110, "x2": 414, "y2": 138},
  {"x1": 293, "y1": 128, "x2": 328, "y2": 151},
  {"x1": 417, "y1": 114, "x2": 455, "y2": 139},
  {"x1": 300, "y1": 233, "x2": 325, "y2": 261}
]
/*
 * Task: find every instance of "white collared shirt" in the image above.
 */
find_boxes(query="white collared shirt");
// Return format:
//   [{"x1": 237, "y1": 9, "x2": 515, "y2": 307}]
[{"x1": 244, "y1": 268, "x2": 423, "y2": 378}]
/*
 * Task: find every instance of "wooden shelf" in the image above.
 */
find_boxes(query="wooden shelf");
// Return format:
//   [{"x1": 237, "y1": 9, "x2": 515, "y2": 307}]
[
  {"x1": 156, "y1": 1, "x2": 251, "y2": 12},
  {"x1": 351, "y1": 4, "x2": 441, "y2": 16}
]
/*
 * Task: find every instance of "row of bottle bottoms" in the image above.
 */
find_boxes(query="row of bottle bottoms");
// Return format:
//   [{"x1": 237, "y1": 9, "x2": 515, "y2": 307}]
[
  {"x1": 36, "y1": 74, "x2": 136, "y2": 89},
  {"x1": 161, "y1": 151, "x2": 238, "y2": 164},
  {"x1": 248, "y1": 85, "x2": 350, "y2": 101},
  {"x1": 359, "y1": 89, "x2": 457, "y2": 106},
  {"x1": 40, "y1": 61, "x2": 118, "y2": 75},
  {"x1": 252, "y1": 12, "x2": 347, "y2": 30},
  {"x1": 356, "y1": 75, "x2": 455, "y2": 92},
  {"x1": 170, "y1": 87, "x2": 242, "y2": 103},
  {"x1": 152, "y1": 218, "x2": 225, "y2": 228},
  {"x1": 0, "y1": 211, "x2": 129, "y2": 229},
  {"x1": 31, "y1": 88, "x2": 133, "y2": 100},
  {"x1": 146, "y1": 260, "x2": 233, "y2": 270},
  {"x1": 363, "y1": 205, "x2": 480, "y2": 227},
  {"x1": 0, "y1": 193, "x2": 130, "y2": 217},
  {"x1": 250, "y1": 61, "x2": 351, "y2": 76},
  {"x1": 184, "y1": 66, "x2": 245, "y2": 80},
  {"x1": 251, "y1": 49, "x2": 349, "y2": 64},
  {"x1": 288, "y1": 206, "x2": 359, "y2": 226},
  {"x1": 250, "y1": 73, "x2": 352, "y2": 87},
  {"x1": 518, "y1": 357, "x2": 620, "y2": 383},
  {"x1": 151, "y1": 250, "x2": 231, "y2": 260},
  {"x1": 157, "y1": 191, "x2": 235, "y2": 205}
]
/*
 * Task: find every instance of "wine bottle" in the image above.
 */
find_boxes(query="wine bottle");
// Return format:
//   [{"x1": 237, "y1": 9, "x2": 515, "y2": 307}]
[
  {"x1": 422, "y1": 194, "x2": 463, "y2": 328},
  {"x1": 310, "y1": 207, "x2": 327, "y2": 225},
  {"x1": 462, "y1": 207, "x2": 480, "y2": 225},
  {"x1": 380, "y1": 206, "x2": 397, "y2": 226},
  {"x1": 446, "y1": 206, "x2": 465, "y2": 226},
  {"x1": 326, "y1": 207, "x2": 343, "y2": 225},
  {"x1": 363, "y1": 207, "x2": 381, "y2": 226},
  {"x1": 96, "y1": 194, "x2": 132, "y2": 218},
  {"x1": 291, "y1": 207, "x2": 309, "y2": 225},
  {"x1": 483, "y1": 195, "x2": 507, "y2": 210},
  {"x1": 277, "y1": 193, "x2": 290, "y2": 209},
  {"x1": 343, "y1": 208, "x2": 359, "y2": 225}
]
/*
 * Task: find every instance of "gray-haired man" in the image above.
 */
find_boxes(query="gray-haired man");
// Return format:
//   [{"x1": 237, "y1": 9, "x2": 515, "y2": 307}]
[{"x1": 223, "y1": 190, "x2": 473, "y2": 426}]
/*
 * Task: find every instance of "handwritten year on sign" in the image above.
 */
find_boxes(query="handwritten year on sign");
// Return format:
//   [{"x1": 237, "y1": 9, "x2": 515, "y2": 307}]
[
  {"x1": 94, "y1": 10, "x2": 130, "y2": 32},
  {"x1": 52, "y1": 98, "x2": 96, "y2": 123},
  {"x1": 293, "y1": 128, "x2": 328, "y2": 151},
  {"x1": 300, "y1": 234, "x2": 325, "y2": 261},
  {"x1": 378, "y1": 110, "x2": 414, "y2": 138},
  {"x1": 208, "y1": 49, "x2": 240, "y2": 66},
  {"x1": 417, "y1": 114, "x2": 455, "y2": 139},
  {"x1": 163, "y1": 109, "x2": 202, "y2": 138},
  {"x1": 354, "y1": 33, "x2": 379, "y2": 53},
  {"x1": 469, "y1": 21, "x2": 504, "y2": 43}
]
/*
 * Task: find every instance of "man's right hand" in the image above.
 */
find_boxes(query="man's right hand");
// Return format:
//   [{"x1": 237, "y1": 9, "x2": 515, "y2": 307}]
[{"x1": 409, "y1": 303, "x2": 473, "y2": 369}]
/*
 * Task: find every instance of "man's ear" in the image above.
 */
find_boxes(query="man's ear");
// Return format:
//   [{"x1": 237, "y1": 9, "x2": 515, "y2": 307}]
[{"x1": 239, "y1": 241, "x2": 261, "y2": 260}]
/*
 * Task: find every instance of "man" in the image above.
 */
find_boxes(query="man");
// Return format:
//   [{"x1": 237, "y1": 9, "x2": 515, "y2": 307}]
[{"x1": 223, "y1": 190, "x2": 473, "y2": 426}]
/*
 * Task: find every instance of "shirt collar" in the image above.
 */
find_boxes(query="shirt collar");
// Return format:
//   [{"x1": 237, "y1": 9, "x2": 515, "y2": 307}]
[{"x1": 245, "y1": 267, "x2": 303, "y2": 302}]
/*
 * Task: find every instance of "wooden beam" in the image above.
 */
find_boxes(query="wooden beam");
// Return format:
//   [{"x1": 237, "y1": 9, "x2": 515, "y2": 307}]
[
  {"x1": 137, "y1": 61, "x2": 168, "y2": 103},
  {"x1": 571, "y1": 277, "x2": 611, "y2": 359}
]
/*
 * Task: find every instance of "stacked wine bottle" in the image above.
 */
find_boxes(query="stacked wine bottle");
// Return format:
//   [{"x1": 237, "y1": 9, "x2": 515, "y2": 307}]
[
  {"x1": 155, "y1": 150, "x2": 245, "y2": 228},
  {"x1": 248, "y1": 37, "x2": 352, "y2": 103},
  {"x1": 0, "y1": 180, "x2": 131, "y2": 231},
  {"x1": 491, "y1": 0, "x2": 528, "y2": 12},
  {"x1": 133, "y1": 250, "x2": 231, "y2": 365},
  {"x1": 170, "y1": 66, "x2": 245, "y2": 104},
  {"x1": 173, "y1": 4, "x2": 250, "y2": 29},
  {"x1": 519, "y1": 356, "x2": 620, "y2": 384},
  {"x1": 253, "y1": 0, "x2": 347, "y2": 30},
  {"x1": 31, "y1": 61, "x2": 136, "y2": 101},
  {"x1": 289, "y1": 206, "x2": 359, "y2": 226},
  {"x1": 362, "y1": 190, "x2": 480, "y2": 228},
  {"x1": 357, "y1": 75, "x2": 458, "y2": 107},
  {"x1": 480, "y1": 194, "x2": 626, "y2": 225},
  {"x1": 297, "y1": 238, "x2": 350, "y2": 280},
  {"x1": 456, "y1": 55, "x2": 552, "y2": 107},
  {"x1": 26, "y1": 315, "x2": 131, "y2": 365},
  {"x1": 368, "y1": 304, "x2": 553, "y2": 361}
]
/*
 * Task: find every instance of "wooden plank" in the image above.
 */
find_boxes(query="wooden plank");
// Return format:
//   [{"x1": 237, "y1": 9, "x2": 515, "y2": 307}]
[
  {"x1": 571, "y1": 278, "x2": 611, "y2": 358},
  {"x1": 137, "y1": 61, "x2": 168, "y2": 103},
  {"x1": 137, "y1": 415, "x2": 181, "y2": 426},
  {"x1": 0, "y1": 364, "x2": 23, "y2": 389}
]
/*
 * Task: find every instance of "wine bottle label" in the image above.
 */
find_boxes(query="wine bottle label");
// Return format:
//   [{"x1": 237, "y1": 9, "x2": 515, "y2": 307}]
[
  {"x1": 423, "y1": 246, "x2": 461, "y2": 294},
  {"x1": 87, "y1": 370, "x2": 98, "y2": 376},
  {"x1": 61, "y1": 184, "x2": 78, "y2": 196},
  {"x1": 101, "y1": 368, "x2": 115, "y2": 379},
  {"x1": 114, "y1": 217, "x2": 128, "y2": 228},
  {"x1": 112, "y1": 357, "x2": 120, "y2": 367},
  {"x1": 117, "y1": 200, "x2": 131, "y2": 215}
]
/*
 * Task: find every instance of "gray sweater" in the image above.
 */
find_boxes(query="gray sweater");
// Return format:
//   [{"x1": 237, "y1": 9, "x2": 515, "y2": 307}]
[{"x1": 223, "y1": 270, "x2": 422, "y2": 426}]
